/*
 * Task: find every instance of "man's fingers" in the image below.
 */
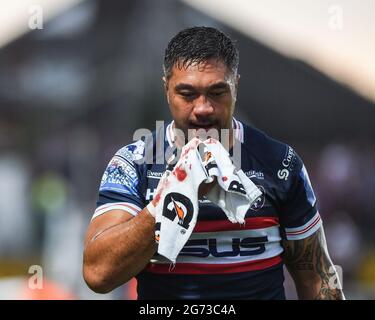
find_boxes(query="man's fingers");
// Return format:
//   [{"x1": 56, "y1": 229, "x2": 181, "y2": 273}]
[{"x1": 198, "y1": 177, "x2": 217, "y2": 199}]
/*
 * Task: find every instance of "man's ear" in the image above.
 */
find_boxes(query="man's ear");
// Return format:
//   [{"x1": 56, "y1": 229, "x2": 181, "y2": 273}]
[
  {"x1": 236, "y1": 73, "x2": 240, "y2": 90},
  {"x1": 163, "y1": 76, "x2": 168, "y2": 90},
  {"x1": 162, "y1": 76, "x2": 170, "y2": 104}
]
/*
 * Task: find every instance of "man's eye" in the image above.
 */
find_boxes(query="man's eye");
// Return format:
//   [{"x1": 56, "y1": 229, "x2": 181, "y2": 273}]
[
  {"x1": 209, "y1": 91, "x2": 226, "y2": 97},
  {"x1": 180, "y1": 92, "x2": 196, "y2": 98}
]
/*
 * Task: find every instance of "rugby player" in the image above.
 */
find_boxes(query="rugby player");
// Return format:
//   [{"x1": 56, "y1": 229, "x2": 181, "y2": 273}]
[{"x1": 83, "y1": 26, "x2": 344, "y2": 300}]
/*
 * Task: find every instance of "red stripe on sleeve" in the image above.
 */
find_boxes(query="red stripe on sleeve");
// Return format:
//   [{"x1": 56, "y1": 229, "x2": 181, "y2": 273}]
[{"x1": 286, "y1": 215, "x2": 321, "y2": 236}]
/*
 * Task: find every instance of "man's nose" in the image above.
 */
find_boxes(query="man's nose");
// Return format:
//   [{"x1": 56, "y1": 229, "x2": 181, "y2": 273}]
[{"x1": 193, "y1": 95, "x2": 214, "y2": 117}]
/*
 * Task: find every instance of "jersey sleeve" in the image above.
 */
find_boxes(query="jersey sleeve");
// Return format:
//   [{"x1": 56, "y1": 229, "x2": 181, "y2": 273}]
[
  {"x1": 93, "y1": 140, "x2": 146, "y2": 220},
  {"x1": 278, "y1": 148, "x2": 322, "y2": 240}
]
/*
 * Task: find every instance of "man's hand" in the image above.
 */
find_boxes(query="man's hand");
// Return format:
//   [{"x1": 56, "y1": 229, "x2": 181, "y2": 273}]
[
  {"x1": 147, "y1": 137, "x2": 205, "y2": 213},
  {"x1": 198, "y1": 178, "x2": 217, "y2": 199},
  {"x1": 148, "y1": 137, "x2": 211, "y2": 262}
]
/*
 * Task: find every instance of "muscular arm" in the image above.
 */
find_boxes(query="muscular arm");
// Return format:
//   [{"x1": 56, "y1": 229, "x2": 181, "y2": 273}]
[
  {"x1": 282, "y1": 226, "x2": 345, "y2": 300},
  {"x1": 83, "y1": 208, "x2": 157, "y2": 294}
]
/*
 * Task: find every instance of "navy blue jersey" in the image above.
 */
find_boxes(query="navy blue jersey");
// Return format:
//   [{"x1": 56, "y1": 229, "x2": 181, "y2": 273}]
[{"x1": 95, "y1": 118, "x2": 322, "y2": 299}]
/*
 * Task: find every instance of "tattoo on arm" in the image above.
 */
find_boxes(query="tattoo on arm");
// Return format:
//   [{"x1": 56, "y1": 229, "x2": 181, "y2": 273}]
[{"x1": 282, "y1": 227, "x2": 345, "y2": 300}]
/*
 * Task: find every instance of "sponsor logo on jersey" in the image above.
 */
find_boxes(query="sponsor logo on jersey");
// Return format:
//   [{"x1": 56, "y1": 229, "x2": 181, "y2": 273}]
[
  {"x1": 277, "y1": 169, "x2": 289, "y2": 181},
  {"x1": 277, "y1": 146, "x2": 296, "y2": 181},
  {"x1": 147, "y1": 170, "x2": 164, "y2": 179},
  {"x1": 245, "y1": 170, "x2": 264, "y2": 180},
  {"x1": 180, "y1": 236, "x2": 268, "y2": 257},
  {"x1": 146, "y1": 188, "x2": 155, "y2": 201},
  {"x1": 101, "y1": 157, "x2": 138, "y2": 191}
]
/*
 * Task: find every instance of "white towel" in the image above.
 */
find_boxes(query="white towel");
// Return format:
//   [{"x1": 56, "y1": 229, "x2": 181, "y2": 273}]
[
  {"x1": 150, "y1": 138, "x2": 262, "y2": 263},
  {"x1": 148, "y1": 138, "x2": 207, "y2": 263},
  {"x1": 202, "y1": 138, "x2": 262, "y2": 224}
]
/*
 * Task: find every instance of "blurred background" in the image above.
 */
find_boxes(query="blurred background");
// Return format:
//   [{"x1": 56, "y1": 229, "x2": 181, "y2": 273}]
[{"x1": 0, "y1": 0, "x2": 374, "y2": 299}]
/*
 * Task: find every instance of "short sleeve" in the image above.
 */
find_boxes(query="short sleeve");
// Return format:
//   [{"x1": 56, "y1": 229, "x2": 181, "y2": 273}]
[
  {"x1": 279, "y1": 150, "x2": 322, "y2": 240},
  {"x1": 93, "y1": 141, "x2": 146, "y2": 220}
]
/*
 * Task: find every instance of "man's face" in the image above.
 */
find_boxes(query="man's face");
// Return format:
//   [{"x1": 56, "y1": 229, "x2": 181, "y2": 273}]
[{"x1": 164, "y1": 58, "x2": 239, "y2": 139}]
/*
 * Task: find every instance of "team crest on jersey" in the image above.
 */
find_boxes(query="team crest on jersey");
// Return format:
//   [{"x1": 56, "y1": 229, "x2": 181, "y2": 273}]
[
  {"x1": 162, "y1": 193, "x2": 194, "y2": 232},
  {"x1": 250, "y1": 185, "x2": 266, "y2": 211}
]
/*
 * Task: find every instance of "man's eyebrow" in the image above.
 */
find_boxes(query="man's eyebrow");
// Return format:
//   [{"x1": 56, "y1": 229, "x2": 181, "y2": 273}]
[
  {"x1": 174, "y1": 83, "x2": 195, "y2": 91},
  {"x1": 174, "y1": 82, "x2": 229, "y2": 91},
  {"x1": 208, "y1": 82, "x2": 229, "y2": 90}
]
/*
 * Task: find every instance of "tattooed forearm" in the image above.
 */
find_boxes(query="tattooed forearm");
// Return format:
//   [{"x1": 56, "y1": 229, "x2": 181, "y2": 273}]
[{"x1": 282, "y1": 227, "x2": 345, "y2": 300}]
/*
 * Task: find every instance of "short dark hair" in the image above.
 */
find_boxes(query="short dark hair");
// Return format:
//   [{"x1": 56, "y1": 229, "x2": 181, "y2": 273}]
[{"x1": 163, "y1": 26, "x2": 239, "y2": 79}]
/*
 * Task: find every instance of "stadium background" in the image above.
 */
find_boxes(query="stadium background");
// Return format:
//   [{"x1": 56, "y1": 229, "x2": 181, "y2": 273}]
[{"x1": 0, "y1": 0, "x2": 374, "y2": 299}]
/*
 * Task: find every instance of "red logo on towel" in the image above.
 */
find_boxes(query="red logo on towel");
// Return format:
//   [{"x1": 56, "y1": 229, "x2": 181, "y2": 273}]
[{"x1": 202, "y1": 151, "x2": 212, "y2": 163}]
